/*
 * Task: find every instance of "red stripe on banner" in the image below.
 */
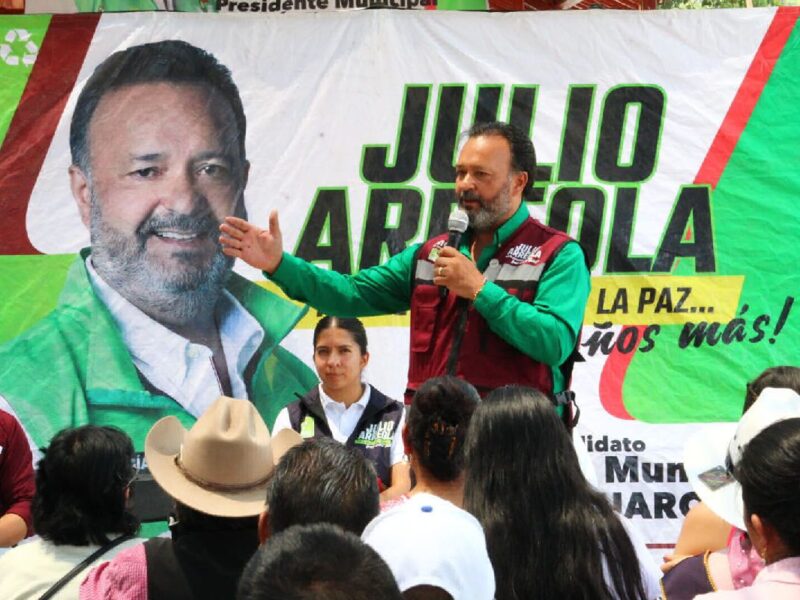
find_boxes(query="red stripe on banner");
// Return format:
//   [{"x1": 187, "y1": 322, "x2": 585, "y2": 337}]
[
  {"x1": 598, "y1": 326, "x2": 643, "y2": 420},
  {"x1": 597, "y1": 7, "x2": 799, "y2": 420},
  {"x1": 0, "y1": 14, "x2": 100, "y2": 255},
  {"x1": 695, "y1": 6, "x2": 800, "y2": 187}
]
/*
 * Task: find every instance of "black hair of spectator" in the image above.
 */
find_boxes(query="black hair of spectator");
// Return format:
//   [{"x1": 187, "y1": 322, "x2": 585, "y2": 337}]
[
  {"x1": 266, "y1": 438, "x2": 379, "y2": 536},
  {"x1": 737, "y1": 417, "x2": 800, "y2": 557},
  {"x1": 464, "y1": 386, "x2": 647, "y2": 600},
  {"x1": 407, "y1": 376, "x2": 480, "y2": 482},
  {"x1": 70, "y1": 40, "x2": 246, "y2": 174},
  {"x1": 402, "y1": 586, "x2": 454, "y2": 600},
  {"x1": 313, "y1": 316, "x2": 368, "y2": 355},
  {"x1": 32, "y1": 425, "x2": 139, "y2": 545},
  {"x1": 237, "y1": 522, "x2": 403, "y2": 600},
  {"x1": 466, "y1": 121, "x2": 536, "y2": 198},
  {"x1": 743, "y1": 366, "x2": 800, "y2": 414}
]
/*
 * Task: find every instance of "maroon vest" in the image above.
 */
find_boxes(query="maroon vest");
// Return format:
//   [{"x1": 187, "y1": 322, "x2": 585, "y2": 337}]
[{"x1": 406, "y1": 217, "x2": 573, "y2": 401}]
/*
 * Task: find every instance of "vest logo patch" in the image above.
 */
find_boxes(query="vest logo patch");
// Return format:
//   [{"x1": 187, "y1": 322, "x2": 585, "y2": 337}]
[
  {"x1": 427, "y1": 239, "x2": 448, "y2": 262},
  {"x1": 300, "y1": 415, "x2": 315, "y2": 438},
  {"x1": 506, "y1": 243, "x2": 541, "y2": 266},
  {"x1": 354, "y1": 421, "x2": 395, "y2": 448}
]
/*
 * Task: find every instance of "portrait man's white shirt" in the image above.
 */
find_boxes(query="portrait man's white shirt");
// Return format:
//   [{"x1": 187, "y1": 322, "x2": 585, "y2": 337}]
[{"x1": 86, "y1": 256, "x2": 265, "y2": 417}]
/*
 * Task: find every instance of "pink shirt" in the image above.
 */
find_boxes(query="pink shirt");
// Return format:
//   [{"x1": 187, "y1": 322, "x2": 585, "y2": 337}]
[
  {"x1": 80, "y1": 543, "x2": 148, "y2": 600},
  {"x1": 695, "y1": 556, "x2": 800, "y2": 600},
  {"x1": 727, "y1": 529, "x2": 764, "y2": 589}
]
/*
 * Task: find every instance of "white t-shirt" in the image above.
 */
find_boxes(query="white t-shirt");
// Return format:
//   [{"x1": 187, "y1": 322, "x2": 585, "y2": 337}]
[{"x1": 0, "y1": 536, "x2": 142, "y2": 600}]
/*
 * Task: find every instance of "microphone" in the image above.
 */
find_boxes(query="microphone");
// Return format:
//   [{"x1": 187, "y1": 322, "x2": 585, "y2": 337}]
[
  {"x1": 446, "y1": 208, "x2": 469, "y2": 249},
  {"x1": 440, "y1": 208, "x2": 469, "y2": 299}
]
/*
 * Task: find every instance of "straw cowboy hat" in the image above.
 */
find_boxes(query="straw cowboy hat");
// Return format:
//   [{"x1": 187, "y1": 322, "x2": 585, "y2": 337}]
[
  {"x1": 145, "y1": 396, "x2": 302, "y2": 518},
  {"x1": 684, "y1": 387, "x2": 800, "y2": 530}
]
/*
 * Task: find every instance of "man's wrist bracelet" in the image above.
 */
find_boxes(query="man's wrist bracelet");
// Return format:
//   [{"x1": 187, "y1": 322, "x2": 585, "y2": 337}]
[{"x1": 472, "y1": 277, "x2": 488, "y2": 302}]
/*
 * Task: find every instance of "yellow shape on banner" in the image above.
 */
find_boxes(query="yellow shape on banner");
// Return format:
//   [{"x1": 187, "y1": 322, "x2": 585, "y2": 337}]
[{"x1": 585, "y1": 275, "x2": 744, "y2": 325}]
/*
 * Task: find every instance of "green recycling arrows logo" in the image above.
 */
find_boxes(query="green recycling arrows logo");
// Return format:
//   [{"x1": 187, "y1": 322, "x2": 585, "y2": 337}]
[{"x1": 1, "y1": 29, "x2": 38, "y2": 67}]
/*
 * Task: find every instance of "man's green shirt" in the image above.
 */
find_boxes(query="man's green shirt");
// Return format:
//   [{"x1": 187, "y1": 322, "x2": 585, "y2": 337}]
[{"x1": 270, "y1": 204, "x2": 590, "y2": 393}]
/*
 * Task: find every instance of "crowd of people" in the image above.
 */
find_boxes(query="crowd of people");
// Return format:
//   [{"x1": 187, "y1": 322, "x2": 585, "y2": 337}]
[{"x1": 0, "y1": 361, "x2": 797, "y2": 599}]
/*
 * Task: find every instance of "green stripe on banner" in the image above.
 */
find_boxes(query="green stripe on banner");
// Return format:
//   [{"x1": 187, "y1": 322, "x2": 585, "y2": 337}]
[
  {"x1": 0, "y1": 16, "x2": 50, "y2": 147},
  {"x1": 0, "y1": 254, "x2": 75, "y2": 345},
  {"x1": 623, "y1": 15, "x2": 800, "y2": 423},
  {"x1": 436, "y1": 0, "x2": 488, "y2": 8}
]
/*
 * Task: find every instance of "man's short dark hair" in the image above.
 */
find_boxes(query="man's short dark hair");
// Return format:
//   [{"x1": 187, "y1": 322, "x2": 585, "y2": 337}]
[
  {"x1": 237, "y1": 523, "x2": 403, "y2": 600},
  {"x1": 70, "y1": 39, "x2": 246, "y2": 173},
  {"x1": 466, "y1": 121, "x2": 537, "y2": 198},
  {"x1": 266, "y1": 438, "x2": 379, "y2": 536},
  {"x1": 32, "y1": 425, "x2": 139, "y2": 545}
]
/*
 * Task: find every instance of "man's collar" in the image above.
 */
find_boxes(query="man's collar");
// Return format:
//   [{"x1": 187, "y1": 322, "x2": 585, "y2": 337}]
[
  {"x1": 318, "y1": 383, "x2": 371, "y2": 411},
  {"x1": 492, "y1": 201, "x2": 529, "y2": 247},
  {"x1": 460, "y1": 201, "x2": 529, "y2": 255},
  {"x1": 84, "y1": 254, "x2": 265, "y2": 411}
]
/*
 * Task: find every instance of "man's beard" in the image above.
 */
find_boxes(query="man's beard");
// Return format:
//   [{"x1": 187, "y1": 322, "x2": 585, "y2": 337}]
[
  {"x1": 457, "y1": 178, "x2": 513, "y2": 232},
  {"x1": 89, "y1": 193, "x2": 233, "y2": 326}
]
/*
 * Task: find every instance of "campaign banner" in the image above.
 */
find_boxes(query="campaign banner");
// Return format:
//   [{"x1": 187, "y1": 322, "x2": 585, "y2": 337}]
[
  {"x1": 1, "y1": 9, "x2": 798, "y2": 550},
  {"x1": 19, "y1": 0, "x2": 470, "y2": 15}
]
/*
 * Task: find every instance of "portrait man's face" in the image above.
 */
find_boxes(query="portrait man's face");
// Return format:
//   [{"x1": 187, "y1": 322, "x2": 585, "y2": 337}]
[
  {"x1": 69, "y1": 81, "x2": 248, "y2": 322},
  {"x1": 455, "y1": 134, "x2": 526, "y2": 232}
]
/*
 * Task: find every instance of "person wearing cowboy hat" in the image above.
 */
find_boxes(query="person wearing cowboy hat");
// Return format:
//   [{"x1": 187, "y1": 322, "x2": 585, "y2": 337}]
[{"x1": 81, "y1": 396, "x2": 302, "y2": 600}]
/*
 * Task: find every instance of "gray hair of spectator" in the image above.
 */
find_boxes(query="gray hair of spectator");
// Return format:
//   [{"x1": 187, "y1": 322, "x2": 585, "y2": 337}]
[{"x1": 266, "y1": 438, "x2": 379, "y2": 536}]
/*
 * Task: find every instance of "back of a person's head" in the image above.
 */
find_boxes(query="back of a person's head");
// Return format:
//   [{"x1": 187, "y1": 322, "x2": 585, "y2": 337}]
[
  {"x1": 407, "y1": 376, "x2": 480, "y2": 482},
  {"x1": 737, "y1": 417, "x2": 800, "y2": 556},
  {"x1": 463, "y1": 385, "x2": 646, "y2": 600},
  {"x1": 238, "y1": 522, "x2": 402, "y2": 600},
  {"x1": 266, "y1": 438, "x2": 379, "y2": 535},
  {"x1": 33, "y1": 425, "x2": 138, "y2": 545},
  {"x1": 402, "y1": 586, "x2": 453, "y2": 600},
  {"x1": 465, "y1": 385, "x2": 579, "y2": 505},
  {"x1": 744, "y1": 366, "x2": 800, "y2": 413}
]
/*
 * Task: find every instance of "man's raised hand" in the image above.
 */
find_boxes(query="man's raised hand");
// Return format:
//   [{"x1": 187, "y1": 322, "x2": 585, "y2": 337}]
[{"x1": 219, "y1": 211, "x2": 284, "y2": 274}]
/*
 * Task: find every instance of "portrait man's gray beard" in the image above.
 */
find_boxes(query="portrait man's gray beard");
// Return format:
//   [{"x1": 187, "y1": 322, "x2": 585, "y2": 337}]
[
  {"x1": 88, "y1": 189, "x2": 234, "y2": 326},
  {"x1": 458, "y1": 177, "x2": 514, "y2": 233}
]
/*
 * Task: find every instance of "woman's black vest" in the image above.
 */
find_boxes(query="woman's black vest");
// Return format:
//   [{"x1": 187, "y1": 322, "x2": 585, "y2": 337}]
[{"x1": 287, "y1": 385, "x2": 403, "y2": 488}]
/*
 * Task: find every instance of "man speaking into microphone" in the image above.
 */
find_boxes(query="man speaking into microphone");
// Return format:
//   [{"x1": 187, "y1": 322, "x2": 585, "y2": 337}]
[{"x1": 221, "y1": 122, "x2": 590, "y2": 406}]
